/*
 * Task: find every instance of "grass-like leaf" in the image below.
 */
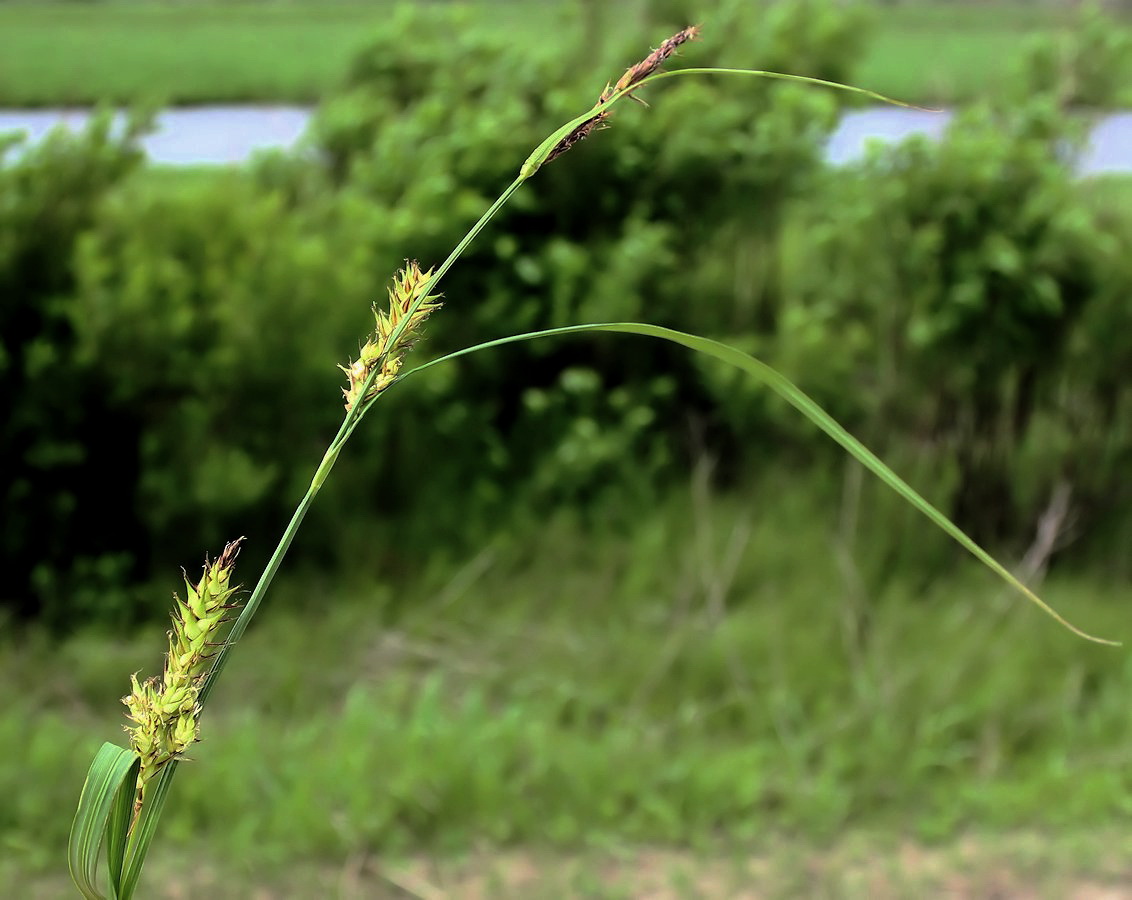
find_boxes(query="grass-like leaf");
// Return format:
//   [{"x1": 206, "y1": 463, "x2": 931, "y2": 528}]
[
  {"x1": 402, "y1": 322, "x2": 1118, "y2": 646},
  {"x1": 117, "y1": 760, "x2": 177, "y2": 899},
  {"x1": 68, "y1": 742, "x2": 138, "y2": 900}
]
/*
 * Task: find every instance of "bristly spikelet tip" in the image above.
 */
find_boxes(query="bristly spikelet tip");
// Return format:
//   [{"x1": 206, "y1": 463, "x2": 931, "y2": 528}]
[
  {"x1": 545, "y1": 25, "x2": 701, "y2": 166},
  {"x1": 122, "y1": 539, "x2": 245, "y2": 824},
  {"x1": 340, "y1": 260, "x2": 442, "y2": 411}
]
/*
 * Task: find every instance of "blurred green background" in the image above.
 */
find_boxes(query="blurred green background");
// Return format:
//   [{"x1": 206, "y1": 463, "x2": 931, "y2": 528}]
[{"x1": 3, "y1": 0, "x2": 1132, "y2": 896}]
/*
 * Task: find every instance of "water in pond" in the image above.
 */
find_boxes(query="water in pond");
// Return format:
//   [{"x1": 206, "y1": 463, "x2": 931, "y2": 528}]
[
  {"x1": 0, "y1": 105, "x2": 1129, "y2": 174},
  {"x1": 0, "y1": 106, "x2": 310, "y2": 166}
]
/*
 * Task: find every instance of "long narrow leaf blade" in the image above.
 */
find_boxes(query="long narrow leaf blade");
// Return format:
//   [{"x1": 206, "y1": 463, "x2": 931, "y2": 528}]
[
  {"x1": 401, "y1": 322, "x2": 1117, "y2": 645},
  {"x1": 69, "y1": 743, "x2": 139, "y2": 900},
  {"x1": 645, "y1": 66, "x2": 931, "y2": 110},
  {"x1": 119, "y1": 761, "x2": 178, "y2": 899},
  {"x1": 104, "y1": 752, "x2": 136, "y2": 897}
]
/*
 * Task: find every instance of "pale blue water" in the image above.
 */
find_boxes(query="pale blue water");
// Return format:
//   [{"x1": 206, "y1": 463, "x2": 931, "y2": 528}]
[
  {"x1": 0, "y1": 106, "x2": 1129, "y2": 174},
  {"x1": 0, "y1": 106, "x2": 310, "y2": 166}
]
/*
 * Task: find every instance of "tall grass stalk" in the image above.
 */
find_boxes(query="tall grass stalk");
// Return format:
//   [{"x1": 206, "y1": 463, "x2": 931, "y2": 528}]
[{"x1": 68, "y1": 25, "x2": 1116, "y2": 900}]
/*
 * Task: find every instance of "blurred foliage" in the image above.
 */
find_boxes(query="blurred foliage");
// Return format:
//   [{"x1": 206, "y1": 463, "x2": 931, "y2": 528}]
[
  {"x1": 0, "y1": 111, "x2": 149, "y2": 624},
  {"x1": 1005, "y1": 1, "x2": 1132, "y2": 109},
  {"x1": 5, "y1": 488, "x2": 1132, "y2": 874},
  {"x1": 1, "y1": 0, "x2": 1131, "y2": 625},
  {"x1": 772, "y1": 96, "x2": 1116, "y2": 548}
]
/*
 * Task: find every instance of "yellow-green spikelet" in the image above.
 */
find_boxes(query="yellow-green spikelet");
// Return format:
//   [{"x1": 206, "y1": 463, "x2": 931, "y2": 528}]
[
  {"x1": 340, "y1": 260, "x2": 442, "y2": 411},
  {"x1": 122, "y1": 538, "x2": 243, "y2": 820}
]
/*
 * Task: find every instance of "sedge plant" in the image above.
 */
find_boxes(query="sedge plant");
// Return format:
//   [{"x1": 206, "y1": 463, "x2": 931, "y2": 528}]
[{"x1": 68, "y1": 25, "x2": 1118, "y2": 899}]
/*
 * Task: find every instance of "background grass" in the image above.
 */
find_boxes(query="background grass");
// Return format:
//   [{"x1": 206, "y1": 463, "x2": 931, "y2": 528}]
[
  {"x1": 0, "y1": 2, "x2": 570, "y2": 107},
  {"x1": 0, "y1": 1, "x2": 1120, "y2": 108},
  {"x1": 3, "y1": 473, "x2": 1130, "y2": 893},
  {"x1": 858, "y1": 4, "x2": 1132, "y2": 105}
]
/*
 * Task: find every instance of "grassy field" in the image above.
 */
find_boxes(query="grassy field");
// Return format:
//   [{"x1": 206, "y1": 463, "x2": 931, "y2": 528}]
[
  {"x1": 3, "y1": 474, "x2": 1129, "y2": 894},
  {"x1": 0, "y1": 2, "x2": 571, "y2": 107},
  {"x1": 856, "y1": 5, "x2": 1062, "y2": 105},
  {"x1": 0, "y1": 1, "x2": 1119, "y2": 108}
]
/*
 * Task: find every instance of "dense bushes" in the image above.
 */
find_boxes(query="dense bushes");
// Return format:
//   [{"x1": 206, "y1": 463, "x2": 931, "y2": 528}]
[
  {"x1": 0, "y1": 112, "x2": 149, "y2": 622},
  {"x1": 772, "y1": 98, "x2": 1114, "y2": 546},
  {"x1": 2, "y1": 1, "x2": 1130, "y2": 625}
]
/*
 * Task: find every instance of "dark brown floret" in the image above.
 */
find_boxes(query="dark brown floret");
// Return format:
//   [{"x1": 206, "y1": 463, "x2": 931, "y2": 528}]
[
  {"x1": 600, "y1": 25, "x2": 700, "y2": 104},
  {"x1": 544, "y1": 25, "x2": 699, "y2": 165},
  {"x1": 544, "y1": 110, "x2": 611, "y2": 164}
]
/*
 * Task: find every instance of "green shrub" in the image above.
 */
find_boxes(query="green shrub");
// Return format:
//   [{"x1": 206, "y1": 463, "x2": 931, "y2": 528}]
[
  {"x1": 6, "y1": 3, "x2": 1132, "y2": 625},
  {"x1": 1055, "y1": 177, "x2": 1132, "y2": 573},
  {"x1": 1005, "y1": 2, "x2": 1132, "y2": 109},
  {"x1": 6, "y1": 0, "x2": 868, "y2": 625},
  {"x1": 0, "y1": 113, "x2": 147, "y2": 624},
  {"x1": 772, "y1": 96, "x2": 1126, "y2": 552}
]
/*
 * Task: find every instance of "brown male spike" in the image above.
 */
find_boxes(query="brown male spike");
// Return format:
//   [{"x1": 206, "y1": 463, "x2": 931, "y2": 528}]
[{"x1": 545, "y1": 25, "x2": 700, "y2": 165}]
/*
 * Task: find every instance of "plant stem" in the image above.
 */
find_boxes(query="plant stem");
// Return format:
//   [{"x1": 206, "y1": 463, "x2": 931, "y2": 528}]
[
  {"x1": 199, "y1": 173, "x2": 528, "y2": 707},
  {"x1": 358, "y1": 174, "x2": 528, "y2": 416},
  {"x1": 110, "y1": 61, "x2": 932, "y2": 896}
]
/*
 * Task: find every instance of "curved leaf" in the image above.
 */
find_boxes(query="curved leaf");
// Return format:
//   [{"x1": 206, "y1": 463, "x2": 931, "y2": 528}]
[
  {"x1": 402, "y1": 322, "x2": 1117, "y2": 646},
  {"x1": 69, "y1": 743, "x2": 138, "y2": 900}
]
